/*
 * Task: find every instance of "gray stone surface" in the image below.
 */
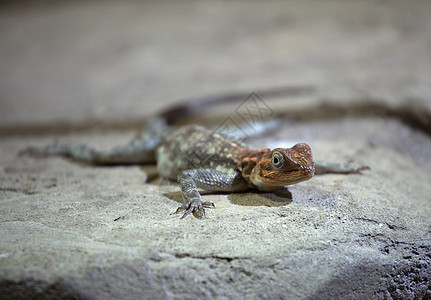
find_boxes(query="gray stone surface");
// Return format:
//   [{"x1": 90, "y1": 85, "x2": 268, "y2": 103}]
[{"x1": 1, "y1": 1, "x2": 431, "y2": 299}]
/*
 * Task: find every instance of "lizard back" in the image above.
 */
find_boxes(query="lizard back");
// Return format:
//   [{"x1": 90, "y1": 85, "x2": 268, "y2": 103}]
[{"x1": 156, "y1": 125, "x2": 247, "y2": 180}]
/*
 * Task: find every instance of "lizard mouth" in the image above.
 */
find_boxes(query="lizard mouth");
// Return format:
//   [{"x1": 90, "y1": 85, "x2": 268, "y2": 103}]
[
  {"x1": 281, "y1": 170, "x2": 314, "y2": 185},
  {"x1": 251, "y1": 166, "x2": 315, "y2": 188}
]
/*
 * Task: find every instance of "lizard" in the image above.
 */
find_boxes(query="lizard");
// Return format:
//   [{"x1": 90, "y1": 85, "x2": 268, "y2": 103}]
[{"x1": 20, "y1": 86, "x2": 368, "y2": 219}]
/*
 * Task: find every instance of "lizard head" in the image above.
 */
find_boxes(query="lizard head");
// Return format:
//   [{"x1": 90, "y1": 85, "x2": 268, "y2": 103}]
[{"x1": 250, "y1": 143, "x2": 315, "y2": 190}]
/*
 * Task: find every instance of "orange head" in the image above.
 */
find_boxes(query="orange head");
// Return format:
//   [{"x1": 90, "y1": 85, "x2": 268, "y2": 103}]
[{"x1": 250, "y1": 143, "x2": 315, "y2": 190}]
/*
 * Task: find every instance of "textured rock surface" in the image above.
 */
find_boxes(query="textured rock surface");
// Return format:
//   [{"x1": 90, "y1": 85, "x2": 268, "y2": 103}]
[{"x1": 1, "y1": 1, "x2": 430, "y2": 299}]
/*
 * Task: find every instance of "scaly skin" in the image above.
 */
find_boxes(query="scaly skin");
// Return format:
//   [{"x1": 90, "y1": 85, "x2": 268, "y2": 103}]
[
  {"x1": 20, "y1": 88, "x2": 368, "y2": 219},
  {"x1": 157, "y1": 125, "x2": 315, "y2": 218},
  {"x1": 20, "y1": 121, "x2": 367, "y2": 219}
]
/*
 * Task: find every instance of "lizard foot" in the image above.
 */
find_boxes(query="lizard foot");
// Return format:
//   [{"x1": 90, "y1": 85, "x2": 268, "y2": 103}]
[
  {"x1": 19, "y1": 143, "x2": 96, "y2": 163},
  {"x1": 18, "y1": 143, "x2": 71, "y2": 158},
  {"x1": 341, "y1": 160, "x2": 371, "y2": 173},
  {"x1": 173, "y1": 200, "x2": 215, "y2": 219},
  {"x1": 18, "y1": 145, "x2": 53, "y2": 158}
]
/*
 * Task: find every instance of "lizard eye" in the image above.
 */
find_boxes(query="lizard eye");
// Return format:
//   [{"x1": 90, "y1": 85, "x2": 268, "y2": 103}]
[{"x1": 271, "y1": 151, "x2": 284, "y2": 169}]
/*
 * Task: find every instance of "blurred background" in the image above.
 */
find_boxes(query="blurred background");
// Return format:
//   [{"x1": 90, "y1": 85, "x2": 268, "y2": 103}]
[
  {"x1": 1, "y1": 3, "x2": 431, "y2": 298},
  {"x1": 1, "y1": 0, "x2": 430, "y2": 132}
]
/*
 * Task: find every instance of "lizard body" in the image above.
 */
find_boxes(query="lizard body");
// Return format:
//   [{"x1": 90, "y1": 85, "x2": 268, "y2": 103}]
[
  {"x1": 156, "y1": 125, "x2": 315, "y2": 217},
  {"x1": 21, "y1": 87, "x2": 367, "y2": 219}
]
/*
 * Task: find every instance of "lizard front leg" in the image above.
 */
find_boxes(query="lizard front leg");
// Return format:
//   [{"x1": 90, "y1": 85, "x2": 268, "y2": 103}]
[
  {"x1": 315, "y1": 160, "x2": 369, "y2": 174},
  {"x1": 175, "y1": 169, "x2": 248, "y2": 219}
]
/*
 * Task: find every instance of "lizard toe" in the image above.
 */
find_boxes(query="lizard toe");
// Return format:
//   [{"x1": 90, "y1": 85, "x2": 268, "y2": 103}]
[
  {"x1": 202, "y1": 201, "x2": 215, "y2": 209},
  {"x1": 173, "y1": 200, "x2": 209, "y2": 219},
  {"x1": 172, "y1": 204, "x2": 188, "y2": 215}
]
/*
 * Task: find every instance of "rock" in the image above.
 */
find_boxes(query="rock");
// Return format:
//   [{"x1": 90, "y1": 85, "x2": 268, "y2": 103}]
[{"x1": 0, "y1": 1, "x2": 430, "y2": 299}]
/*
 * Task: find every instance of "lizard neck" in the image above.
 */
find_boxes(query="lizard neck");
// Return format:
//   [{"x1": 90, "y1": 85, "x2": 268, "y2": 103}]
[{"x1": 235, "y1": 148, "x2": 271, "y2": 188}]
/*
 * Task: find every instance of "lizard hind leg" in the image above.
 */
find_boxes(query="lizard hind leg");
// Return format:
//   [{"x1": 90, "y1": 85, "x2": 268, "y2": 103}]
[
  {"x1": 19, "y1": 117, "x2": 169, "y2": 165},
  {"x1": 19, "y1": 138, "x2": 157, "y2": 165}
]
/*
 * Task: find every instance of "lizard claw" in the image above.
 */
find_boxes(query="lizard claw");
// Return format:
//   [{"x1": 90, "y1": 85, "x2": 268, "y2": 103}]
[{"x1": 172, "y1": 200, "x2": 215, "y2": 219}]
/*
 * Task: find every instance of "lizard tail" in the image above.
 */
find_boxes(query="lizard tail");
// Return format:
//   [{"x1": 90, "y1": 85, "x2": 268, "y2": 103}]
[{"x1": 158, "y1": 85, "x2": 314, "y2": 124}]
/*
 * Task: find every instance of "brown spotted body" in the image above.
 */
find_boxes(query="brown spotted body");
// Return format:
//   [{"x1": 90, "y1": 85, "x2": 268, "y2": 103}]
[
  {"x1": 157, "y1": 125, "x2": 315, "y2": 205},
  {"x1": 157, "y1": 125, "x2": 246, "y2": 181},
  {"x1": 21, "y1": 97, "x2": 367, "y2": 219}
]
